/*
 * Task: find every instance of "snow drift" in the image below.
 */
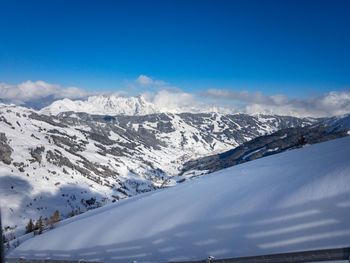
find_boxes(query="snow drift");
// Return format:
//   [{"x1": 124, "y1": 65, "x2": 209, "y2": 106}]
[{"x1": 9, "y1": 137, "x2": 350, "y2": 262}]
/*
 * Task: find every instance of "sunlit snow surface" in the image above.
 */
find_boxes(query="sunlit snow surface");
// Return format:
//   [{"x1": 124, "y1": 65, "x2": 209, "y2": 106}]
[{"x1": 9, "y1": 137, "x2": 350, "y2": 263}]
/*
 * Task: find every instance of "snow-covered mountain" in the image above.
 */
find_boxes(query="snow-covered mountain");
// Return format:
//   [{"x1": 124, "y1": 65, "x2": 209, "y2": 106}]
[
  {"x1": 8, "y1": 136, "x2": 350, "y2": 262},
  {"x1": 39, "y1": 94, "x2": 246, "y2": 116},
  {"x1": 0, "y1": 103, "x2": 314, "y2": 238},
  {"x1": 325, "y1": 113, "x2": 350, "y2": 132},
  {"x1": 40, "y1": 94, "x2": 238, "y2": 116},
  {"x1": 40, "y1": 95, "x2": 158, "y2": 116}
]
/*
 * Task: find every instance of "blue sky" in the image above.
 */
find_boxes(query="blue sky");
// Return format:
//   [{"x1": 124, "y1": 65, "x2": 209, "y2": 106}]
[
  {"x1": 1, "y1": 0, "x2": 350, "y2": 95},
  {"x1": 1, "y1": 0, "x2": 350, "y2": 116}
]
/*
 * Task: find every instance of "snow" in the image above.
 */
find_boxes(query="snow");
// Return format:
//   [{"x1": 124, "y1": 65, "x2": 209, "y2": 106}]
[
  {"x1": 242, "y1": 146, "x2": 267, "y2": 160},
  {"x1": 40, "y1": 95, "x2": 158, "y2": 116},
  {"x1": 280, "y1": 134, "x2": 288, "y2": 139},
  {"x1": 9, "y1": 137, "x2": 350, "y2": 263},
  {"x1": 335, "y1": 114, "x2": 350, "y2": 130},
  {"x1": 0, "y1": 106, "x2": 117, "y2": 235},
  {"x1": 40, "y1": 95, "x2": 239, "y2": 116}
]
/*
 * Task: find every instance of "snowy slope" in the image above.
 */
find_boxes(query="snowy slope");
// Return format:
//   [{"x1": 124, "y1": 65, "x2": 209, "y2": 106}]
[
  {"x1": 180, "y1": 115, "x2": 350, "y2": 176},
  {"x1": 1, "y1": 103, "x2": 313, "y2": 237},
  {"x1": 9, "y1": 137, "x2": 350, "y2": 262},
  {"x1": 0, "y1": 104, "x2": 115, "y2": 238},
  {"x1": 325, "y1": 113, "x2": 350, "y2": 132}
]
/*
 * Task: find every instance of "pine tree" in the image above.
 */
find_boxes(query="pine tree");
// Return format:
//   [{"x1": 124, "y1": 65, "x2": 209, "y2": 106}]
[
  {"x1": 297, "y1": 135, "x2": 307, "y2": 147},
  {"x1": 35, "y1": 216, "x2": 44, "y2": 234},
  {"x1": 34, "y1": 219, "x2": 38, "y2": 231},
  {"x1": 47, "y1": 210, "x2": 60, "y2": 229},
  {"x1": 52, "y1": 210, "x2": 60, "y2": 223},
  {"x1": 25, "y1": 218, "x2": 34, "y2": 234},
  {"x1": 70, "y1": 209, "x2": 75, "y2": 217}
]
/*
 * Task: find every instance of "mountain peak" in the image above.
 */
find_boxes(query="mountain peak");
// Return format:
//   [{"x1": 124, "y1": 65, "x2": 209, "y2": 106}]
[
  {"x1": 40, "y1": 95, "x2": 158, "y2": 116},
  {"x1": 40, "y1": 94, "x2": 227, "y2": 116}
]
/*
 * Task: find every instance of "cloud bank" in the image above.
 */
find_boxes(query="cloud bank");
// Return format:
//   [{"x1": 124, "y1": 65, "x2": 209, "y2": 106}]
[
  {"x1": 201, "y1": 89, "x2": 350, "y2": 117},
  {"x1": 136, "y1": 75, "x2": 236, "y2": 114},
  {"x1": 0, "y1": 80, "x2": 99, "y2": 109},
  {"x1": 1, "y1": 76, "x2": 350, "y2": 117},
  {"x1": 136, "y1": 75, "x2": 167, "y2": 86},
  {"x1": 140, "y1": 89, "x2": 234, "y2": 114}
]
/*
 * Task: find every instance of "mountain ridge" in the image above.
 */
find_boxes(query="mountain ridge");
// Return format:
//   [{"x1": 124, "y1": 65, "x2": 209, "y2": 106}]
[
  {"x1": 38, "y1": 94, "x2": 263, "y2": 116},
  {"x1": 40, "y1": 95, "x2": 159, "y2": 116},
  {"x1": 0, "y1": 103, "x2": 316, "y2": 238},
  {"x1": 180, "y1": 116, "x2": 350, "y2": 176}
]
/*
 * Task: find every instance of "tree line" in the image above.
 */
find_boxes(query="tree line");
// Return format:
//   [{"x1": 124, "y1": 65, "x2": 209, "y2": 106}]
[{"x1": 25, "y1": 210, "x2": 62, "y2": 235}]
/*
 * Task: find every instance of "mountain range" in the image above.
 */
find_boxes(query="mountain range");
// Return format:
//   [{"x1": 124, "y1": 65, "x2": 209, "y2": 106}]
[
  {"x1": 1, "y1": 95, "x2": 349, "y2": 244},
  {"x1": 40, "y1": 95, "x2": 158, "y2": 116}
]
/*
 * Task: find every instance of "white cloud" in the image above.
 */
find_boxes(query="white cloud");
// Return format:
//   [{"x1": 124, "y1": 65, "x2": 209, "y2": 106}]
[
  {"x1": 151, "y1": 89, "x2": 199, "y2": 112},
  {"x1": 141, "y1": 89, "x2": 237, "y2": 114},
  {"x1": 201, "y1": 89, "x2": 350, "y2": 117},
  {"x1": 0, "y1": 80, "x2": 98, "y2": 108},
  {"x1": 201, "y1": 89, "x2": 290, "y2": 106},
  {"x1": 141, "y1": 89, "x2": 196, "y2": 112},
  {"x1": 1, "y1": 79, "x2": 349, "y2": 118},
  {"x1": 135, "y1": 75, "x2": 167, "y2": 87},
  {"x1": 135, "y1": 75, "x2": 154, "y2": 86}
]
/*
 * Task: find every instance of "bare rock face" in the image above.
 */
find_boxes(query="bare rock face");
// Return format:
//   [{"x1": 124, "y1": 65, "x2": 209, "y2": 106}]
[
  {"x1": 0, "y1": 132, "x2": 13, "y2": 164},
  {"x1": 30, "y1": 146, "x2": 45, "y2": 163}
]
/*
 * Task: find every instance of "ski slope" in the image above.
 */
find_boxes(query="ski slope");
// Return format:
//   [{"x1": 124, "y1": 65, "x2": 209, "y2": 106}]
[{"x1": 8, "y1": 136, "x2": 350, "y2": 263}]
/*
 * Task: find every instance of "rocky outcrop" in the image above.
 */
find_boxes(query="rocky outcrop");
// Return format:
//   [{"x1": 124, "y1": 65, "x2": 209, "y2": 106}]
[
  {"x1": 0, "y1": 132, "x2": 13, "y2": 164},
  {"x1": 30, "y1": 146, "x2": 45, "y2": 163}
]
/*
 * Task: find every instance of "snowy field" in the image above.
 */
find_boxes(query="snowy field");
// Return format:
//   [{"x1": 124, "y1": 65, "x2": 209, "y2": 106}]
[{"x1": 8, "y1": 136, "x2": 350, "y2": 263}]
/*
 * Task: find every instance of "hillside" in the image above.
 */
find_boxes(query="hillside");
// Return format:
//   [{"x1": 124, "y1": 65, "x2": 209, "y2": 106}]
[
  {"x1": 0, "y1": 102, "x2": 313, "y2": 236},
  {"x1": 8, "y1": 136, "x2": 350, "y2": 262},
  {"x1": 180, "y1": 114, "x2": 350, "y2": 176}
]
